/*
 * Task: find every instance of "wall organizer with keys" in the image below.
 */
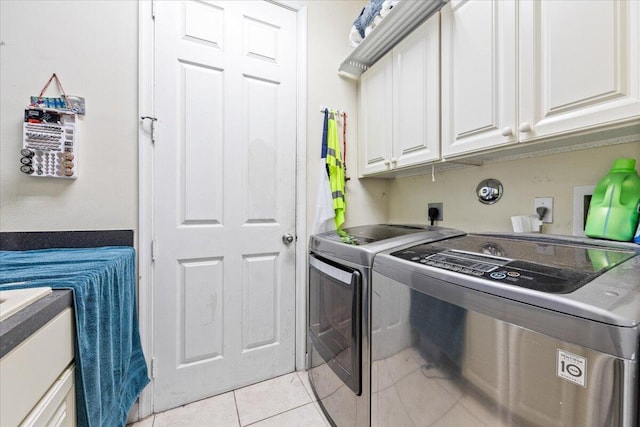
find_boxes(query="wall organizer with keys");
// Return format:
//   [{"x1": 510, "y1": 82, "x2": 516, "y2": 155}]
[{"x1": 21, "y1": 74, "x2": 79, "y2": 178}]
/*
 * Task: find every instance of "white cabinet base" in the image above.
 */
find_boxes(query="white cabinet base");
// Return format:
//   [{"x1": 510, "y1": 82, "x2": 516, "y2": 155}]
[
  {"x1": 0, "y1": 308, "x2": 75, "y2": 427},
  {"x1": 22, "y1": 365, "x2": 76, "y2": 427}
]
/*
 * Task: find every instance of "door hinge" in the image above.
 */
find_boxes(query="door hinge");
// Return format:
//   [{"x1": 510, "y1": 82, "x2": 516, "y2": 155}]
[
  {"x1": 151, "y1": 0, "x2": 156, "y2": 20},
  {"x1": 151, "y1": 357, "x2": 157, "y2": 379},
  {"x1": 151, "y1": 239, "x2": 157, "y2": 262}
]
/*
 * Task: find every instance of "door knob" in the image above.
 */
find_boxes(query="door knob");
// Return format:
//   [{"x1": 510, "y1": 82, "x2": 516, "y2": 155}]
[
  {"x1": 501, "y1": 127, "x2": 513, "y2": 137},
  {"x1": 282, "y1": 233, "x2": 295, "y2": 245}
]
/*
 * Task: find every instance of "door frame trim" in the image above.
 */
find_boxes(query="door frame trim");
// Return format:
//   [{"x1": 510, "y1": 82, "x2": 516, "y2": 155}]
[
  {"x1": 137, "y1": 0, "x2": 154, "y2": 418},
  {"x1": 137, "y1": 0, "x2": 307, "y2": 418}
]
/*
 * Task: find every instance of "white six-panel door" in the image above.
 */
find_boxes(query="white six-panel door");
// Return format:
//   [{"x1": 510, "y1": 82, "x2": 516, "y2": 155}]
[{"x1": 152, "y1": 0, "x2": 297, "y2": 411}]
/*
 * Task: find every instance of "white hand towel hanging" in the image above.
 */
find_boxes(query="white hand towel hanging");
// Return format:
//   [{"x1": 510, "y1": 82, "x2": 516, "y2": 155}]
[{"x1": 312, "y1": 109, "x2": 336, "y2": 234}]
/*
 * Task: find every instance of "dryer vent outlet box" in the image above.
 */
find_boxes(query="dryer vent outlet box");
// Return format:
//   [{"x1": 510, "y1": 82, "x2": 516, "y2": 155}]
[
  {"x1": 534, "y1": 197, "x2": 553, "y2": 223},
  {"x1": 428, "y1": 203, "x2": 443, "y2": 221}
]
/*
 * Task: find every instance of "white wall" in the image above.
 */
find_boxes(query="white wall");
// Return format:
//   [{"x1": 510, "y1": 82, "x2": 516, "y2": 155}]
[
  {"x1": 0, "y1": 0, "x2": 139, "y2": 232},
  {"x1": 303, "y1": 0, "x2": 390, "y2": 233},
  {"x1": 387, "y1": 141, "x2": 640, "y2": 235},
  {"x1": 0, "y1": 0, "x2": 388, "y2": 238},
  {"x1": 4, "y1": 0, "x2": 632, "y2": 241}
]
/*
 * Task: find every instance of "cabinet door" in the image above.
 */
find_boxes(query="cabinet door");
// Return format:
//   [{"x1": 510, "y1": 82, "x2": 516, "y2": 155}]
[
  {"x1": 441, "y1": 0, "x2": 517, "y2": 157},
  {"x1": 392, "y1": 16, "x2": 440, "y2": 169},
  {"x1": 359, "y1": 51, "x2": 393, "y2": 176},
  {"x1": 519, "y1": 0, "x2": 640, "y2": 142},
  {"x1": 21, "y1": 365, "x2": 76, "y2": 427}
]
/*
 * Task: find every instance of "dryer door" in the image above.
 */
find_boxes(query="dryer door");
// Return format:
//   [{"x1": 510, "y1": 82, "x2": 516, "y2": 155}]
[{"x1": 308, "y1": 254, "x2": 362, "y2": 395}]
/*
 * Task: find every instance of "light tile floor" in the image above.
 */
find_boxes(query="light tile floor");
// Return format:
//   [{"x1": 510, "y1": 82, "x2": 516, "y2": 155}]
[{"x1": 128, "y1": 371, "x2": 331, "y2": 427}]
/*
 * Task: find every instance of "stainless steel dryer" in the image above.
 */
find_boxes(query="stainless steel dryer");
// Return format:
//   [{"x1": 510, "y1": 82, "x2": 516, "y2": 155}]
[
  {"x1": 307, "y1": 224, "x2": 464, "y2": 427},
  {"x1": 372, "y1": 233, "x2": 640, "y2": 427}
]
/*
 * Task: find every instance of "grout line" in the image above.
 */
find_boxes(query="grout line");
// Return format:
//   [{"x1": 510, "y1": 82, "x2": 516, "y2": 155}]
[
  {"x1": 232, "y1": 390, "x2": 242, "y2": 427},
  {"x1": 243, "y1": 402, "x2": 318, "y2": 427},
  {"x1": 128, "y1": 413, "x2": 155, "y2": 427},
  {"x1": 310, "y1": 401, "x2": 332, "y2": 427},
  {"x1": 141, "y1": 372, "x2": 310, "y2": 427},
  {"x1": 295, "y1": 370, "x2": 316, "y2": 402},
  {"x1": 294, "y1": 371, "x2": 330, "y2": 426},
  {"x1": 238, "y1": 373, "x2": 313, "y2": 426}
]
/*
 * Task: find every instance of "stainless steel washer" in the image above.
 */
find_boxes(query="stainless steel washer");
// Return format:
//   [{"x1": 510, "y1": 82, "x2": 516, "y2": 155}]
[
  {"x1": 372, "y1": 233, "x2": 640, "y2": 426},
  {"x1": 307, "y1": 224, "x2": 464, "y2": 427}
]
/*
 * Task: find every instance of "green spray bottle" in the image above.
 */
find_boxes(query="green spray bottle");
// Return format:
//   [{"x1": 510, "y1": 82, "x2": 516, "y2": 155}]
[{"x1": 585, "y1": 158, "x2": 640, "y2": 242}]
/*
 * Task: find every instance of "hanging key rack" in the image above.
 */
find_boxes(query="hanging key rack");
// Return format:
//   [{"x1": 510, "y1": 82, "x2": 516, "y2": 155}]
[{"x1": 20, "y1": 74, "x2": 78, "y2": 179}]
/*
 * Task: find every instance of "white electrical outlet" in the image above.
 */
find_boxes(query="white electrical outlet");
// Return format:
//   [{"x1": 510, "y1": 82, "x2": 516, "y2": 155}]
[{"x1": 534, "y1": 197, "x2": 554, "y2": 223}]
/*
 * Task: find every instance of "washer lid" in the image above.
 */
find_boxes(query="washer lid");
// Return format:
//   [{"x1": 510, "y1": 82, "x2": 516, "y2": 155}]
[
  {"x1": 377, "y1": 233, "x2": 640, "y2": 327},
  {"x1": 310, "y1": 224, "x2": 465, "y2": 267},
  {"x1": 318, "y1": 224, "x2": 438, "y2": 245}
]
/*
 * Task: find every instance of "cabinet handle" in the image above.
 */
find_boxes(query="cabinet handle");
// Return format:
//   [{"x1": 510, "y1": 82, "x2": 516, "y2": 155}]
[
  {"x1": 501, "y1": 127, "x2": 513, "y2": 137},
  {"x1": 519, "y1": 122, "x2": 532, "y2": 133},
  {"x1": 384, "y1": 159, "x2": 391, "y2": 166},
  {"x1": 390, "y1": 158, "x2": 397, "y2": 164}
]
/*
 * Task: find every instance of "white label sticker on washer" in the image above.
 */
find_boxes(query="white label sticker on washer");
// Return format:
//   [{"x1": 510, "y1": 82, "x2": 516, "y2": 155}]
[{"x1": 557, "y1": 349, "x2": 587, "y2": 387}]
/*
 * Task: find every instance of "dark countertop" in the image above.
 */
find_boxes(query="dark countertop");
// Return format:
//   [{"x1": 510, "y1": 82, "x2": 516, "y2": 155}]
[
  {"x1": 0, "y1": 230, "x2": 133, "y2": 251},
  {"x1": 0, "y1": 289, "x2": 74, "y2": 358},
  {"x1": 0, "y1": 230, "x2": 132, "y2": 359}
]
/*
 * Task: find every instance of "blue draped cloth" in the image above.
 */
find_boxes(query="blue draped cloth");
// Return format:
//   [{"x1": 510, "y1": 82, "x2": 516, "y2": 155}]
[{"x1": 0, "y1": 247, "x2": 149, "y2": 427}]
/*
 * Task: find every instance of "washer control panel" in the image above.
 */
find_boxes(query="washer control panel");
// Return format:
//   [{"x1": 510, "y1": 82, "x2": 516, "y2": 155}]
[
  {"x1": 421, "y1": 252, "x2": 502, "y2": 274},
  {"x1": 391, "y1": 247, "x2": 590, "y2": 294}
]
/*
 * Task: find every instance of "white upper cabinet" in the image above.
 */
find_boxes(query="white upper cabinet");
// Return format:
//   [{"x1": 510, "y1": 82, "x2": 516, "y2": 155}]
[
  {"x1": 360, "y1": 51, "x2": 394, "y2": 175},
  {"x1": 392, "y1": 16, "x2": 441, "y2": 169},
  {"x1": 357, "y1": 0, "x2": 639, "y2": 175},
  {"x1": 360, "y1": 17, "x2": 440, "y2": 176},
  {"x1": 441, "y1": 0, "x2": 640, "y2": 158},
  {"x1": 441, "y1": 0, "x2": 518, "y2": 157},
  {"x1": 518, "y1": 0, "x2": 640, "y2": 142}
]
